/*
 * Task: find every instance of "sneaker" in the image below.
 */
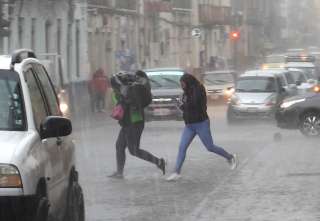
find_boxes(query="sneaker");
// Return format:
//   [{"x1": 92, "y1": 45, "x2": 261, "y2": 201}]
[
  {"x1": 228, "y1": 154, "x2": 238, "y2": 170},
  {"x1": 166, "y1": 173, "x2": 181, "y2": 182},
  {"x1": 108, "y1": 172, "x2": 124, "y2": 179},
  {"x1": 157, "y1": 158, "x2": 166, "y2": 175}
]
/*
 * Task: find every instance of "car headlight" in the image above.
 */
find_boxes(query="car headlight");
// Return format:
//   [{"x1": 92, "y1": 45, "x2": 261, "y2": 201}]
[
  {"x1": 60, "y1": 102, "x2": 69, "y2": 114},
  {"x1": 265, "y1": 96, "x2": 277, "y2": 106},
  {"x1": 280, "y1": 98, "x2": 306, "y2": 109},
  {"x1": 0, "y1": 164, "x2": 22, "y2": 188}
]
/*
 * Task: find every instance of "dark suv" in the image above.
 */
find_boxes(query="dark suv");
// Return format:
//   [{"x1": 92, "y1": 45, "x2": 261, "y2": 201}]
[
  {"x1": 144, "y1": 68, "x2": 184, "y2": 121},
  {"x1": 276, "y1": 92, "x2": 320, "y2": 137}
]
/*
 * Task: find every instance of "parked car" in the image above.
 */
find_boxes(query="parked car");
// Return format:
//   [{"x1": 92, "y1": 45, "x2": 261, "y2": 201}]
[
  {"x1": 144, "y1": 68, "x2": 184, "y2": 120},
  {"x1": 276, "y1": 92, "x2": 320, "y2": 137},
  {"x1": 0, "y1": 49, "x2": 84, "y2": 221},
  {"x1": 203, "y1": 70, "x2": 236, "y2": 103},
  {"x1": 227, "y1": 69, "x2": 296, "y2": 124}
]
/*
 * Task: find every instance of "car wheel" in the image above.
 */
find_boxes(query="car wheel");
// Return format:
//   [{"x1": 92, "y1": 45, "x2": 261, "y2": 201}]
[
  {"x1": 34, "y1": 197, "x2": 49, "y2": 221},
  {"x1": 65, "y1": 181, "x2": 85, "y2": 221},
  {"x1": 299, "y1": 112, "x2": 320, "y2": 137}
]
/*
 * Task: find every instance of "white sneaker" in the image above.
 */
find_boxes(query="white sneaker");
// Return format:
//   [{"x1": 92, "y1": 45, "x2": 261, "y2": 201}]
[
  {"x1": 166, "y1": 173, "x2": 181, "y2": 182},
  {"x1": 228, "y1": 154, "x2": 238, "y2": 170}
]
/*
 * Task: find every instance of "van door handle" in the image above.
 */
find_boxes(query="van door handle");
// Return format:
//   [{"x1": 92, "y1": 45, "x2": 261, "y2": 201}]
[{"x1": 56, "y1": 137, "x2": 63, "y2": 146}]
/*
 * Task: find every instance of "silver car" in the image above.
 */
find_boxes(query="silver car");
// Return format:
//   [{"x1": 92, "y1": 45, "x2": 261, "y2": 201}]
[
  {"x1": 203, "y1": 70, "x2": 236, "y2": 103},
  {"x1": 0, "y1": 50, "x2": 84, "y2": 221},
  {"x1": 227, "y1": 70, "x2": 296, "y2": 124}
]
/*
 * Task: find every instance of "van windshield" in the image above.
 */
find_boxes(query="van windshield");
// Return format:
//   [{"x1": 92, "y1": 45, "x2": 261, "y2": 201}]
[
  {"x1": 146, "y1": 71, "x2": 183, "y2": 89},
  {"x1": 204, "y1": 73, "x2": 234, "y2": 85},
  {"x1": 0, "y1": 70, "x2": 25, "y2": 131},
  {"x1": 236, "y1": 77, "x2": 276, "y2": 93}
]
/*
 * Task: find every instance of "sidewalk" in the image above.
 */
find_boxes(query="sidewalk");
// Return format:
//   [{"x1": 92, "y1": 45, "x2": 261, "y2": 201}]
[{"x1": 184, "y1": 135, "x2": 320, "y2": 221}]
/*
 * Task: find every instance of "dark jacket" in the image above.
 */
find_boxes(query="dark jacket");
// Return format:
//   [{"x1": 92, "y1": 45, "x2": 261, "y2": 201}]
[{"x1": 180, "y1": 74, "x2": 209, "y2": 124}]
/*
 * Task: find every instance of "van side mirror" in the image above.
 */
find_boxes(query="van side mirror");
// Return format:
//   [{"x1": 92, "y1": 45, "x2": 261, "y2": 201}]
[
  {"x1": 281, "y1": 87, "x2": 287, "y2": 93},
  {"x1": 296, "y1": 80, "x2": 302, "y2": 86},
  {"x1": 40, "y1": 116, "x2": 72, "y2": 139}
]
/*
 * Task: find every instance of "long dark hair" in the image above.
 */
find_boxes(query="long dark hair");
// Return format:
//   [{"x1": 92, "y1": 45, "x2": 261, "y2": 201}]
[{"x1": 180, "y1": 73, "x2": 202, "y2": 93}]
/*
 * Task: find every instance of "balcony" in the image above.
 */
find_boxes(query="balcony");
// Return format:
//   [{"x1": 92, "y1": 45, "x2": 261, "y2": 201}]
[
  {"x1": 199, "y1": 5, "x2": 232, "y2": 26},
  {"x1": 172, "y1": 0, "x2": 191, "y2": 9},
  {"x1": 116, "y1": 0, "x2": 137, "y2": 11},
  {"x1": 88, "y1": 0, "x2": 112, "y2": 7}
]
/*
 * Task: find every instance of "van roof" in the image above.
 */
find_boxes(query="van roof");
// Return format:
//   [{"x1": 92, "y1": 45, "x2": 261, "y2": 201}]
[
  {"x1": 241, "y1": 69, "x2": 287, "y2": 78},
  {"x1": 286, "y1": 62, "x2": 315, "y2": 68},
  {"x1": 205, "y1": 70, "x2": 236, "y2": 75},
  {"x1": 144, "y1": 68, "x2": 185, "y2": 72}
]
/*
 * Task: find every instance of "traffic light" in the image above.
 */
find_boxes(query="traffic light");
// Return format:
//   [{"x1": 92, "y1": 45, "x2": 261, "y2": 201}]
[{"x1": 229, "y1": 31, "x2": 240, "y2": 41}]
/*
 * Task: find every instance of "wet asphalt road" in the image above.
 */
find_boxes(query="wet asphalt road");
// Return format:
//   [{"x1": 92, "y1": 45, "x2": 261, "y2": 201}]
[{"x1": 73, "y1": 105, "x2": 320, "y2": 221}]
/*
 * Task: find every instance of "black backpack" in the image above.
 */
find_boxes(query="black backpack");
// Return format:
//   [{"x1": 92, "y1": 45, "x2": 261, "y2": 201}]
[{"x1": 129, "y1": 78, "x2": 152, "y2": 108}]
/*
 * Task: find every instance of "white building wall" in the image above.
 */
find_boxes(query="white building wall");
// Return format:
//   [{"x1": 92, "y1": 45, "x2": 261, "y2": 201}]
[{"x1": 8, "y1": 0, "x2": 89, "y2": 85}]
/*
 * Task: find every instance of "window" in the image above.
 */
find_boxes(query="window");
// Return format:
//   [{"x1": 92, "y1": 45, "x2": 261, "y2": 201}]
[
  {"x1": 57, "y1": 19, "x2": 62, "y2": 54},
  {"x1": 31, "y1": 18, "x2": 36, "y2": 50},
  {"x1": 45, "y1": 20, "x2": 52, "y2": 54},
  {"x1": 24, "y1": 69, "x2": 47, "y2": 130},
  {"x1": 284, "y1": 72, "x2": 295, "y2": 85},
  {"x1": 76, "y1": 19, "x2": 80, "y2": 78},
  {"x1": 18, "y1": 17, "x2": 24, "y2": 48},
  {"x1": 0, "y1": 70, "x2": 25, "y2": 131},
  {"x1": 33, "y1": 64, "x2": 61, "y2": 116}
]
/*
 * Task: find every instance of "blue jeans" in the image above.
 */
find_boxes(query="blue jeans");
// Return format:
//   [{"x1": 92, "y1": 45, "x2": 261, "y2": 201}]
[{"x1": 175, "y1": 120, "x2": 233, "y2": 174}]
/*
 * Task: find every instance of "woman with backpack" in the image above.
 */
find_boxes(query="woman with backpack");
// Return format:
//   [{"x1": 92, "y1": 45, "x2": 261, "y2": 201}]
[
  {"x1": 109, "y1": 70, "x2": 166, "y2": 179},
  {"x1": 166, "y1": 73, "x2": 238, "y2": 181}
]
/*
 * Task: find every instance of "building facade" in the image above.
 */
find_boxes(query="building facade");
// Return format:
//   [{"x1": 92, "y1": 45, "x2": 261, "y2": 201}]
[{"x1": 1, "y1": 0, "x2": 89, "y2": 87}]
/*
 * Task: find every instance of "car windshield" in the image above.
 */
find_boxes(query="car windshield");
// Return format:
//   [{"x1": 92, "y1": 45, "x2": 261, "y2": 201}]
[
  {"x1": 204, "y1": 73, "x2": 234, "y2": 85},
  {"x1": 297, "y1": 68, "x2": 317, "y2": 79},
  {"x1": 236, "y1": 77, "x2": 276, "y2": 93},
  {"x1": 0, "y1": 70, "x2": 25, "y2": 131},
  {"x1": 146, "y1": 71, "x2": 183, "y2": 89},
  {"x1": 290, "y1": 71, "x2": 307, "y2": 83}
]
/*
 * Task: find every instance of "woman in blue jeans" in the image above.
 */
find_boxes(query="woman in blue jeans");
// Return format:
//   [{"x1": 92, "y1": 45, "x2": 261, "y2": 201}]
[{"x1": 166, "y1": 73, "x2": 238, "y2": 181}]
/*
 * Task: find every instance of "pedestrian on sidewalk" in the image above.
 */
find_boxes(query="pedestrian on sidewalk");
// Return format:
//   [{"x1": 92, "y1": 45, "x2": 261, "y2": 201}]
[
  {"x1": 166, "y1": 73, "x2": 238, "y2": 181},
  {"x1": 108, "y1": 70, "x2": 166, "y2": 179},
  {"x1": 88, "y1": 68, "x2": 109, "y2": 113}
]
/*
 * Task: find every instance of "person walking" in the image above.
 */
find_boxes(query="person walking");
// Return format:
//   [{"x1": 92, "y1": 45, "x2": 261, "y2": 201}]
[
  {"x1": 90, "y1": 68, "x2": 109, "y2": 112},
  {"x1": 109, "y1": 70, "x2": 166, "y2": 179},
  {"x1": 166, "y1": 73, "x2": 238, "y2": 181}
]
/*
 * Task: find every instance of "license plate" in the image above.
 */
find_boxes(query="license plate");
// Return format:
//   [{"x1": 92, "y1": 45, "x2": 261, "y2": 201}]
[
  {"x1": 247, "y1": 107, "x2": 258, "y2": 112},
  {"x1": 153, "y1": 108, "x2": 171, "y2": 116},
  {"x1": 210, "y1": 94, "x2": 219, "y2": 100}
]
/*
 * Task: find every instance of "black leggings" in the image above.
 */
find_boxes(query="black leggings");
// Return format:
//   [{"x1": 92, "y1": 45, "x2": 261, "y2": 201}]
[{"x1": 115, "y1": 122, "x2": 160, "y2": 173}]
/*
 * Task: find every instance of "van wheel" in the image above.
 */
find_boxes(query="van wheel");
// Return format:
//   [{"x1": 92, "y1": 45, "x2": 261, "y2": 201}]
[
  {"x1": 34, "y1": 197, "x2": 49, "y2": 221},
  {"x1": 65, "y1": 182, "x2": 85, "y2": 221}
]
